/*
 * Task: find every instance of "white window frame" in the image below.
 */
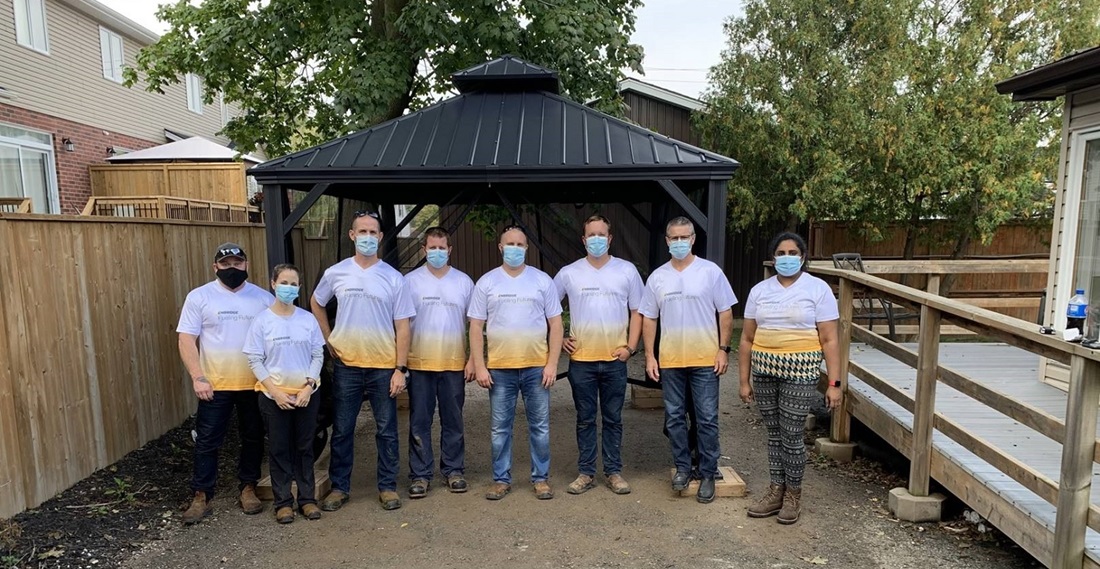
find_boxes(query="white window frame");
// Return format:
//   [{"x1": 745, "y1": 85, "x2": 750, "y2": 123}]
[
  {"x1": 1053, "y1": 127, "x2": 1100, "y2": 329},
  {"x1": 99, "y1": 27, "x2": 124, "y2": 83},
  {"x1": 186, "y1": 73, "x2": 203, "y2": 114},
  {"x1": 0, "y1": 122, "x2": 60, "y2": 214},
  {"x1": 219, "y1": 91, "x2": 230, "y2": 127},
  {"x1": 13, "y1": 0, "x2": 50, "y2": 54}
]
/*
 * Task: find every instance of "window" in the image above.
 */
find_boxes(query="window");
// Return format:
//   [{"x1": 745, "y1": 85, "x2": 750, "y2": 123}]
[
  {"x1": 1071, "y1": 138, "x2": 1100, "y2": 318},
  {"x1": 186, "y1": 73, "x2": 203, "y2": 114},
  {"x1": 219, "y1": 91, "x2": 230, "y2": 126},
  {"x1": 13, "y1": 0, "x2": 49, "y2": 53},
  {"x1": 99, "y1": 27, "x2": 124, "y2": 83},
  {"x1": 0, "y1": 123, "x2": 58, "y2": 213}
]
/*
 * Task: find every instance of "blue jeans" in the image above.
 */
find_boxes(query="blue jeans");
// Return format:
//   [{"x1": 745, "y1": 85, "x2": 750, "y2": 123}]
[
  {"x1": 191, "y1": 390, "x2": 265, "y2": 498},
  {"x1": 489, "y1": 367, "x2": 551, "y2": 484},
  {"x1": 661, "y1": 367, "x2": 720, "y2": 478},
  {"x1": 567, "y1": 359, "x2": 627, "y2": 477},
  {"x1": 329, "y1": 361, "x2": 399, "y2": 494},
  {"x1": 407, "y1": 370, "x2": 466, "y2": 480}
]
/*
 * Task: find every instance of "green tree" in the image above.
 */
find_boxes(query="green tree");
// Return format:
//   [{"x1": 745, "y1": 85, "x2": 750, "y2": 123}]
[
  {"x1": 698, "y1": 0, "x2": 1100, "y2": 257},
  {"x1": 126, "y1": 0, "x2": 644, "y2": 158}
]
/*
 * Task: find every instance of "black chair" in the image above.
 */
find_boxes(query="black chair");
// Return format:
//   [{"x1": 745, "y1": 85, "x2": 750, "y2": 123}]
[{"x1": 831, "y1": 253, "x2": 919, "y2": 341}]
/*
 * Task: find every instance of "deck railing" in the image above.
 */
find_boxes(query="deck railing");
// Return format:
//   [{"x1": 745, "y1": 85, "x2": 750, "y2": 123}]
[
  {"x1": 812, "y1": 265, "x2": 1100, "y2": 569},
  {"x1": 82, "y1": 196, "x2": 261, "y2": 223},
  {"x1": 0, "y1": 197, "x2": 32, "y2": 213}
]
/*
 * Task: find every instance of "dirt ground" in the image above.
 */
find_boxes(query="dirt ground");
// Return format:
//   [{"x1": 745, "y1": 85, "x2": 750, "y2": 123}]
[{"x1": 4, "y1": 356, "x2": 1041, "y2": 569}]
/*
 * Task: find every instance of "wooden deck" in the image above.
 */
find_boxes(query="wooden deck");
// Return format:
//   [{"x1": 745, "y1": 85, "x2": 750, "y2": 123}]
[{"x1": 848, "y1": 342, "x2": 1100, "y2": 566}]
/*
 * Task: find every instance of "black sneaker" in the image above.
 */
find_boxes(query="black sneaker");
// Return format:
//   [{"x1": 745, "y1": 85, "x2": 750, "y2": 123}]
[{"x1": 409, "y1": 479, "x2": 429, "y2": 499}]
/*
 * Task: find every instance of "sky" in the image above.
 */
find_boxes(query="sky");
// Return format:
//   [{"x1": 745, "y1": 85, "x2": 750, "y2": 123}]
[{"x1": 97, "y1": 0, "x2": 740, "y2": 99}]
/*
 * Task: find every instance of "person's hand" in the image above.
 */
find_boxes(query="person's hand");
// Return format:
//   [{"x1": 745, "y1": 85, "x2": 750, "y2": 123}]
[
  {"x1": 739, "y1": 381, "x2": 754, "y2": 404},
  {"x1": 476, "y1": 367, "x2": 493, "y2": 389},
  {"x1": 714, "y1": 350, "x2": 729, "y2": 375},
  {"x1": 192, "y1": 377, "x2": 214, "y2": 401},
  {"x1": 542, "y1": 365, "x2": 557, "y2": 388},
  {"x1": 826, "y1": 386, "x2": 843, "y2": 411},
  {"x1": 612, "y1": 346, "x2": 631, "y2": 362},
  {"x1": 271, "y1": 388, "x2": 295, "y2": 410},
  {"x1": 464, "y1": 359, "x2": 476, "y2": 383},
  {"x1": 295, "y1": 384, "x2": 314, "y2": 407},
  {"x1": 646, "y1": 357, "x2": 660, "y2": 382},
  {"x1": 563, "y1": 337, "x2": 578, "y2": 355},
  {"x1": 389, "y1": 370, "x2": 407, "y2": 398}
]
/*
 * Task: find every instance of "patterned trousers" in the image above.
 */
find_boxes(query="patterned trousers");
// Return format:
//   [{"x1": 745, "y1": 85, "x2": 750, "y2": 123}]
[{"x1": 751, "y1": 350, "x2": 823, "y2": 489}]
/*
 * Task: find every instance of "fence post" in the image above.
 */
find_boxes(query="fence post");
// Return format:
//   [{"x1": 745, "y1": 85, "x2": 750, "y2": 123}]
[
  {"x1": 831, "y1": 277, "x2": 854, "y2": 444},
  {"x1": 909, "y1": 304, "x2": 941, "y2": 496},
  {"x1": 1052, "y1": 355, "x2": 1100, "y2": 569}
]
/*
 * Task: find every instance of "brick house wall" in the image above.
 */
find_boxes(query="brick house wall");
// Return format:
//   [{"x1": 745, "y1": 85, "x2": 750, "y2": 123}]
[{"x1": 1, "y1": 102, "x2": 158, "y2": 214}]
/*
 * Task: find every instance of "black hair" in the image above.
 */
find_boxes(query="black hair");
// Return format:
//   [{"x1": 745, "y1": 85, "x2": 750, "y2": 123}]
[{"x1": 768, "y1": 231, "x2": 808, "y2": 270}]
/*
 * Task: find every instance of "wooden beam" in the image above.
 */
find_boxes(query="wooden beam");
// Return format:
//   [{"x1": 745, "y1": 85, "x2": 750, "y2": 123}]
[
  {"x1": 705, "y1": 180, "x2": 728, "y2": 268},
  {"x1": 909, "y1": 305, "x2": 941, "y2": 497},
  {"x1": 656, "y1": 179, "x2": 707, "y2": 229},
  {"x1": 806, "y1": 259, "x2": 1048, "y2": 275},
  {"x1": 1053, "y1": 356, "x2": 1100, "y2": 568},
  {"x1": 281, "y1": 183, "x2": 331, "y2": 236},
  {"x1": 831, "y1": 278, "x2": 854, "y2": 443}
]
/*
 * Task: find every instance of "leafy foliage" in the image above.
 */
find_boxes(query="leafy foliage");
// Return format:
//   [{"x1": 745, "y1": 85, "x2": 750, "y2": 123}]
[
  {"x1": 126, "y1": 0, "x2": 644, "y2": 158},
  {"x1": 697, "y1": 0, "x2": 1100, "y2": 254}
]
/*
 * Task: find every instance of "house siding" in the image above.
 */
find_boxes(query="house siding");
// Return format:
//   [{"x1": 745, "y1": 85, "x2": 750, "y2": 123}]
[{"x1": 622, "y1": 91, "x2": 700, "y2": 146}]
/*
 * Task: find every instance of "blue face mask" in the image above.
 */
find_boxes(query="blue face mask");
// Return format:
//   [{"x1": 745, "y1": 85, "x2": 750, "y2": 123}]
[
  {"x1": 274, "y1": 284, "x2": 299, "y2": 304},
  {"x1": 585, "y1": 236, "x2": 609, "y2": 258},
  {"x1": 426, "y1": 249, "x2": 448, "y2": 269},
  {"x1": 668, "y1": 239, "x2": 691, "y2": 260},
  {"x1": 775, "y1": 255, "x2": 803, "y2": 277},
  {"x1": 355, "y1": 235, "x2": 379, "y2": 257},
  {"x1": 502, "y1": 245, "x2": 526, "y2": 268}
]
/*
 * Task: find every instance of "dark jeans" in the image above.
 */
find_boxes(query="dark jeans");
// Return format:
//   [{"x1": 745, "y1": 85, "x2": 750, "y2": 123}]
[
  {"x1": 329, "y1": 361, "x2": 399, "y2": 494},
  {"x1": 408, "y1": 370, "x2": 466, "y2": 481},
  {"x1": 191, "y1": 390, "x2": 265, "y2": 498},
  {"x1": 258, "y1": 393, "x2": 321, "y2": 508},
  {"x1": 567, "y1": 359, "x2": 627, "y2": 477},
  {"x1": 661, "y1": 367, "x2": 720, "y2": 478}
]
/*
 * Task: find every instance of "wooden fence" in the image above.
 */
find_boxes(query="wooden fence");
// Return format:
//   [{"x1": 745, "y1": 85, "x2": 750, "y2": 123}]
[
  {"x1": 809, "y1": 220, "x2": 1050, "y2": 258},
  {"x1": 0, "y1": 198, "x2": 31, "y2": 213},
  {"x1": 82, "y1": 196, "x2": 261, "y2": 224},
  {"x1": 814, "y1": 265, "x2": 1100, "y2": 568},
  {"x1": 89, "y1": 163, "x2": 250, "y2": 205},
  {"x1": 0, "y1": 214, "x2": 267, "y2": 519}
]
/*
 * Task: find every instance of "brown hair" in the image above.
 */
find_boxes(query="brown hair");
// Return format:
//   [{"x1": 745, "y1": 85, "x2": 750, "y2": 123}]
[
  {"x1": 583, "y1": 214, "x2": 612, "y2": 234},
  {"x1": 271, "y1": 263, "x2": 301, "y2": 281},
  {"x1": 423, "y1": 226, "x2": 450, "y2": 246}
]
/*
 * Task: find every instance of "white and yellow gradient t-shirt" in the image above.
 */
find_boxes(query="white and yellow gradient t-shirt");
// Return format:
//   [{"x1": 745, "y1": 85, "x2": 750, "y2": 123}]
[
  {"x1": 554, "y1": 256, "x2": 643, "y2": 362},
  {"x1": 407, "y1": 265, "x2": 474, "y2": 372},
  {"x1": 242, "y1": 307, "x2": 325, "y2": 396},
  {"x1": 312, "y1": 258, "x2": 416, "y2": 369},
  {"x1": 468, "y1": 266, "x2": 563, "y2": 370},
  {"x1": 639, "y1": 257, "x2": 737, "y2": 369},
  {"x1": 745, "y1": 274, "x2": 839, "y2": 354},
  {"x1": 176, "y1": 281, "x2": 274, "y2": 391}
]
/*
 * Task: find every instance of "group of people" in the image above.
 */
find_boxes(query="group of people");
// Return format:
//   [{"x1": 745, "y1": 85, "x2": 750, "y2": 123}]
[{"x1": 175, "y1": 211, "x2": 842, "y2": 526}]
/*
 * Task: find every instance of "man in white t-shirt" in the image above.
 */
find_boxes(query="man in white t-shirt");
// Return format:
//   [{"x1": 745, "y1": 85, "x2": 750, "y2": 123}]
[
  {"x1": 554, "y1": 214, "x2": 643, "y2": 496},
  {"x1": 640, "y1": 217, "x2": 737, "y2": 504},
  {"x1": 469, "y1": 225, "x2": 564, "y2": 501},
  {"x1": 310, "y1": 211, "x2": 416, "y2": 512},
  {"x1": 176, "y1": 243, "x2": 274, "y2": 524},
  {"x1": 405, "y1": 226, "x2": 475, "y2": 498}
]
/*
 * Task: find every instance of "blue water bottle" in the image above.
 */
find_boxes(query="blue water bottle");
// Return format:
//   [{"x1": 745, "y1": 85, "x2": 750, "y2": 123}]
[{"x1": 1067, "y1": 289, "x2": 1089, "y2": 334}]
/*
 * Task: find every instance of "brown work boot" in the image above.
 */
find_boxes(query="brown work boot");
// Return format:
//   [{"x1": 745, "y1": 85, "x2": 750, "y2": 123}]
[
  {"x1": 379, "y1": 491, "x2": 401, "y2": 511},
  {"x1": 606, "y1": 473, "x2": 631, "y2": 495},
  {"x1": 485, "y1": 482, "x2": 511, "y2": 501},
  {"x1": 239, "y1": 484, "x2": 263, "y2": 515},
  {"x1": 182, "y1": 491, "x2": 212, "y2": 525},
  {"x1": 299, "y1": 503, "x2": 322, "y2": 520},
  {"x1": 275, "y1": 506, "x2": 294, "y2": 524},
  {"x1": 320, "y1": 490, "x2": 349, "y2": 512},
  {"x1": 566, "y1": 474, "x2": 595, "y2": 495},
  {"x1": 777, "y1": 487, "x2": 802, "y2": 524},
  {"x1": 533, "y1": 481, "x2": 553, "y2": 500},
  {"x1": 747, "y1": 483, "x2": 785, "y2": 518}
]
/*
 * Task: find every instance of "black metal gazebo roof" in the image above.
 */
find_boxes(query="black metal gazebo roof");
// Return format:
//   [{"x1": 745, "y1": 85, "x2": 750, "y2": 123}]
[{"x1": 252, "y1": 55, "x2": 740, "y2": 270}]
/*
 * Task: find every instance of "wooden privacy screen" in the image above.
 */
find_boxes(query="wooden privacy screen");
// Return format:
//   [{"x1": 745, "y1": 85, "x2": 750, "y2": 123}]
[
  {"x1": 89, "y1": 163, "x2": 250, "y2": 205},
  {"x1": 0, "y1": 214, "x2": 267, "y2": 518}
]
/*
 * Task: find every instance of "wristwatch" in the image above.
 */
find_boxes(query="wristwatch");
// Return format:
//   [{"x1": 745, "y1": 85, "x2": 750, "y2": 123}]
[
  {"x1": 720, "y1": 346, "x2": 732, "y2": 354},
  {"x1": 829, "y1": 380, "x2": 841, "y2": 388},
  {"x1": 397, "y1": 365, "x2": 409, "y2": 378},
  {"x1": 628, "y1": 346, "x2": 638, "y2": 357}
]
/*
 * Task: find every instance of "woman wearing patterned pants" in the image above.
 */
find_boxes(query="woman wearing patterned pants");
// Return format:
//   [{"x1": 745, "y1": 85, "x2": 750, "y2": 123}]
[{"x1": 738, "y1": 232, "x2": 843, "y2": 524}]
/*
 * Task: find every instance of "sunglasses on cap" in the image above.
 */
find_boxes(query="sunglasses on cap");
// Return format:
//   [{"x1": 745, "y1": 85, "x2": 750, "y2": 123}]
[{"x1": 354, "y1": 210, "x2": 380, "y2": 219}]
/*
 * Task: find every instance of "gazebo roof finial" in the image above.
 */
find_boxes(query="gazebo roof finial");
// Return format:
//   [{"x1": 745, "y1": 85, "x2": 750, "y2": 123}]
[{"x1": 451, "y1": 55, "x2": 561, "y2": 94}]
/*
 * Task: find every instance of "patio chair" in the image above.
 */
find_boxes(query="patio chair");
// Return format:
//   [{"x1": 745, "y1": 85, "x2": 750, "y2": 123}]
[{"x1": 831, "y1": 253, "x2": 919, "y2": 341}]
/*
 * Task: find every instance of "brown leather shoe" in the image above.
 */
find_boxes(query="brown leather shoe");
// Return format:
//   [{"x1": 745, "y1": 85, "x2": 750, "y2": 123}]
[
  {"x1": 320, "y1": 490, "x2": 349, "y2": 512},
  {"x1": 777, "y1": 487, "x2": 802, "y2": 524},
  {"x1": 182, "y1": 491, "x2": 212, "y2": 525},
  {"x1": 485, "y1": 482, "x2": 511, "y2": 501},
  {"x1": 533, "y1": 481, "x2": 553, "y2": 500},
  {"x1": 567, "y1": 474, "x2": 595, "y2": 495},
  {"x1": 379, "y1": 491, "x2": 401, "y2": 511},
  {"x1": 748, "y1": 483, "x2": 786, "y2": 518},
  {"x1": 299, "y1": 503, "x2": 322, "y2": 520},
  {"x1": 239, "y1": 484, "x2": 263, "y2": 515},
  {"x1": 606, "y1": 473, "x2": 631, "y2": 495},
  {"x1": 275, "y1": 506, "x2": 294, "y2": 524}
]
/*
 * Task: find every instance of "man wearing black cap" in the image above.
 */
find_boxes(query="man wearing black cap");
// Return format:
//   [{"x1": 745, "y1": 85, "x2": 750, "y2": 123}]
[{"x1": 176, "y1": 243, "x2": 274, "y2": 524}]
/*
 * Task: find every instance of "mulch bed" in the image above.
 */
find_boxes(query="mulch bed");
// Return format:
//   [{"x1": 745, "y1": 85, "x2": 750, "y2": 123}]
[{"x1": 1, "y1": 417, "x2": 244, "y2": 569}]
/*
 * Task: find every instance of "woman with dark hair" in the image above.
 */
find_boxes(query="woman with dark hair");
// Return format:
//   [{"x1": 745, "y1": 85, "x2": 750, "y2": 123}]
[
  {"x1": 738, "y1": 232, "x2": 842, "y2": 524},
  {"x1": 243, "y1": 264, "x2": 326, "y2": 523}
]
